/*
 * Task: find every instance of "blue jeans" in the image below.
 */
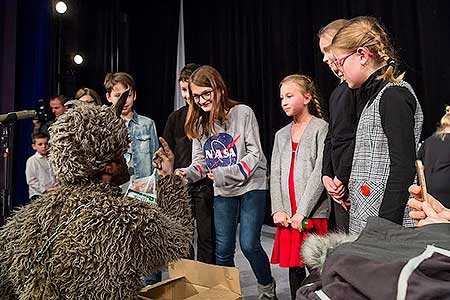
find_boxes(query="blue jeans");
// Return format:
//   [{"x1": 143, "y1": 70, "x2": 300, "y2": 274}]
[{"x1": 214, "y1": 190, "x2": 272, "y2": 285}]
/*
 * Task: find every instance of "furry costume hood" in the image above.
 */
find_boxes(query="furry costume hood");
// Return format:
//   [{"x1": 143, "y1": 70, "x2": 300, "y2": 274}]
[
  {"x1": 301, "y1": 233, "x2": 358, "y2": 271},
  {"x1": 48, "y1": 105, "x2": 129, "y2": 184}
]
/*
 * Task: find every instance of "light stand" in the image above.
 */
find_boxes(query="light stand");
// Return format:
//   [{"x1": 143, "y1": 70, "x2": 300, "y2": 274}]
[{"x1": 0, "y1": 121, "x2": 14, "y2": 226}]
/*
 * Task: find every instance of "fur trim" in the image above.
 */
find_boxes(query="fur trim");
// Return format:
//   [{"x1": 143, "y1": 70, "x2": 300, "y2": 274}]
[{"x1": 301, "y1": 233, "x2": 358, "y2": 272}]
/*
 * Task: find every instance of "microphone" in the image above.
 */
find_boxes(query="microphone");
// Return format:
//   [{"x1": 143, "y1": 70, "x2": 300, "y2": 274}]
[{"x1": 0, "y1": 110, "x2": 37, "y2": 123}]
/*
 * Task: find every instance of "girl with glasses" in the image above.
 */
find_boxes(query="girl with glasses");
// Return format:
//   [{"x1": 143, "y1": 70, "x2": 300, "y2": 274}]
[
  {"x1": 270, "y1": 74, "x2": 329, "y2": 299},
  {"x1": 327, "y1": 16, "x2": 423, "y2": 234},
  {"x1": 177, "y1": 65, "x2": 276, "y2": 299}
]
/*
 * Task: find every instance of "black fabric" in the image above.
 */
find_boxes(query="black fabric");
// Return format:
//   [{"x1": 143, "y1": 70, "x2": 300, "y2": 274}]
[
  {"x1": 379, "y1": 86, "x2": 418, "y2": 223},
  {"x1": 163, "y1": 105, "x2": 191, "y2": 170},
  {"x1": 189, "y1": 184, "x2": 215, "y2": 264},
  {"x1": 331, "y1": 200, "x2": 350, "y2": 233},
  {"x1": 289, "y1": 266, "x2": 306, "y2": 300},
  {"x1": 418, "y1": 134, "x2": 450, "y2": 207},
  {"x1": 332, "y1": 217, "x2": 450, "y2": 262},
  {"x1": 322, "y1": 82, "x2": 356, "y2": 185},
  {"x1": 407, "y1": 253, "x2": 450, "y2": 300},
  {"x1": 298, "y1": 217, "x2": 450, "y2": 300}
]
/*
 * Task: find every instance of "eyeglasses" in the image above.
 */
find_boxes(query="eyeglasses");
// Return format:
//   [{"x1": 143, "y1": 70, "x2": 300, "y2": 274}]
[
  {"x1": 333, "y1": 51, "x2": 356, "y2": 69},
  {"x1": 192, "y1": 89, "x2": 214, "y2": 103}
]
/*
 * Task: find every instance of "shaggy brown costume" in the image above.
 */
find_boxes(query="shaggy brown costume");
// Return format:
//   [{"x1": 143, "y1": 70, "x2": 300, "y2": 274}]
[{"x1": 0, "y1": 105, "x2": 192, "y2": 299}]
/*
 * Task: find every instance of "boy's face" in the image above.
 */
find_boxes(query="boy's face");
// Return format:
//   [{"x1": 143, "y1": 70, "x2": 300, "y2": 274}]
[
  {"x1": 106, "y1": 83, "x2": 136, "y2": 117},
  {"x1": 179, "y1": 80, "x2": 190, "y2": 102},
  {"x1": 32, "y1": 137, "x2": 49, "y2": 156}
]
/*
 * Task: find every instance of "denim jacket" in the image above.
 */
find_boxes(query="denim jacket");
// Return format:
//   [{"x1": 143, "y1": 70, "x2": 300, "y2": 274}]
[{"x1": 127, "y1": 111, "x2": 158, "y2": 179}]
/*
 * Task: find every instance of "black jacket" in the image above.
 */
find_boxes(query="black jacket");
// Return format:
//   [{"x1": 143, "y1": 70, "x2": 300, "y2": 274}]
[
  {"x1": 298, "y1": 217, "x2": 450, "y2": 300},
  {"x1": 418, "y1": 133, "x2": 450, "y2": 207},
  {"x1": 163, "y1": 105, "x2": 192, "y2": 170},
  {"x1": 322, "y1": 82, "x2": 358, "y2": 184}
]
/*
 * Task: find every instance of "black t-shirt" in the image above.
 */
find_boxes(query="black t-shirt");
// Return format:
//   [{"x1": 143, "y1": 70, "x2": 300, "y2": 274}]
[
  {"x1": 162, "y1": 105, "x2": 192, "y2": 170},
  {"x1": 418, "y1": 133, "x2": 450, "y2": 207}
]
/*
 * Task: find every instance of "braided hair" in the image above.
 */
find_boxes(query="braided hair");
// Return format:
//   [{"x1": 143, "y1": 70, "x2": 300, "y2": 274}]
[{"x1": 329, "y1": 16, "x2": 404, "y2": 83}]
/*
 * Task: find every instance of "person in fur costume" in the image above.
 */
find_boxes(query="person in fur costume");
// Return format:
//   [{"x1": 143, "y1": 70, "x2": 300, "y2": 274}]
[{"x1": 0, "y1": 103, "x2": 193, "y2": 300}]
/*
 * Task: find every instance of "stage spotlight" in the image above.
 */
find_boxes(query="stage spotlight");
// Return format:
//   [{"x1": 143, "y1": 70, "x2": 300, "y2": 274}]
[
  {"x1": 55, "y1": 1, "x2": 67, "y2": 14},
  {"x1": 73, "y1": 54, "x2": 84, "y2": 65}
]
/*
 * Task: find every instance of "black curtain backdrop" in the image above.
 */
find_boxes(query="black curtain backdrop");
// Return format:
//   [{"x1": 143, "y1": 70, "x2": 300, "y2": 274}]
[
  {"x1": 183, "y1": 0, "x2": 450, "y2": 158},
  {"x1": 123, "y1": 1, "x2": 181, "y2": 130},
  {"x1": 5, "y1": 0, "x2": 450, "y2": 209}
]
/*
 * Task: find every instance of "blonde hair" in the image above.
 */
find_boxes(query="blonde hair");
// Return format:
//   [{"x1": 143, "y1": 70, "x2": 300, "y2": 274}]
[
  {"x1": 436, "y1": 105, "x2": 450, "y2": 141},
  {"x1": 280, "y1": 74, "x2": 322, "y2": 119},
  {"x1": 317, "y1": 19, "x2": 350, "y2": 38},
  {"x1": 75, "y1": 87, "x2": 102, "y2": 106},
  {"x1": 329, "y1": 16, "x2": 404, "y2": 83},
  {"x1": 185, "y1": 65, "x2": 239, "y2": 139}
]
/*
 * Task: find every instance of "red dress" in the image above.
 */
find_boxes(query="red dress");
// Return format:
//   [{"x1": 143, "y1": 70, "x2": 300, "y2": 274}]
[{"x1": 271, "y1": 141, "x2": 328, "y2": 267}]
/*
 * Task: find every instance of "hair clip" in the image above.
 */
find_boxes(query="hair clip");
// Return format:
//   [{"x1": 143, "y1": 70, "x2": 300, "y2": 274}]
[{"x1": 387, "y1": 58, "x2": 396, "y2": 68}]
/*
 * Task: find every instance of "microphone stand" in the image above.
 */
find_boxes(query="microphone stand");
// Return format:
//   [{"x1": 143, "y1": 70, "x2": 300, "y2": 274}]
[{"x1": 0, "y1": 121, "x2": 14, "y2": 226}]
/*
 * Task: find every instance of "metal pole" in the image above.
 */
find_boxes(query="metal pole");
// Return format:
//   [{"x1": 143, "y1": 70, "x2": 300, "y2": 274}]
[{"x1": 57, "y1": 16, "x2": 62, "y2": 94}]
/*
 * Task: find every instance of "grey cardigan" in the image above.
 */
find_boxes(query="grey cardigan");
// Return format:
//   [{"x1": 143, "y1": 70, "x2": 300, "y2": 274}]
[{"x1": 270, "y1": 117, "x2": 330, "y2": 218}]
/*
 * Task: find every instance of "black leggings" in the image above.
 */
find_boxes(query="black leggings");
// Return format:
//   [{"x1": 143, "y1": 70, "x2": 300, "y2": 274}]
[{"x1": 289, "y1": 266, "x2": 306, "y2": 299}]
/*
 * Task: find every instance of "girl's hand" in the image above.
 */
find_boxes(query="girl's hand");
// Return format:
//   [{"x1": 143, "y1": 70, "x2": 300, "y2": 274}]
[
  {"x1": 291, "y1": 213, "x2": 305, "y2": 231},
  {"x1": 322, "y1": 176, "x2": 344, "y2": 198},
  {"x1": 273, "y1": 211, "x2": 290, "y2": 227},
  {"x1": 207, "y1": 171, "x2": 214, "y2": 181}
]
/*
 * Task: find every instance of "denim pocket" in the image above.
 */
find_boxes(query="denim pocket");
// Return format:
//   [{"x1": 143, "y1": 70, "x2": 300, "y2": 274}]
[{"x1": 135, "y1": 134, "x2": 151, "y2": 153}]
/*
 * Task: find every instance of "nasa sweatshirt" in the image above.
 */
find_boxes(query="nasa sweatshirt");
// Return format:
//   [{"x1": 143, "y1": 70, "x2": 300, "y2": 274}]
[{"x1": 181, "y1": 104, "x2": 268, "y2": 197}]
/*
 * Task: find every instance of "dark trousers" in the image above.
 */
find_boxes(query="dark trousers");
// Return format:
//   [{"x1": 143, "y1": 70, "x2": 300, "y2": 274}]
[
  {"x1": 332, "y1": 199, "x2": 350, "y2": 233},
  {"x1": 289, "y1": 266, "x2": 306, "y2": 300},
  {"x1": 189, "y1": 182, "x2": 215, "y2": 264}
]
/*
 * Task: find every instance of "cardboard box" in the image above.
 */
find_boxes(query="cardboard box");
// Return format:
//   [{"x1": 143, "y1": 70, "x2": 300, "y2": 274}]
[{"x1": 139, "y1": 259, "x2": 241, "y2": 300}]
